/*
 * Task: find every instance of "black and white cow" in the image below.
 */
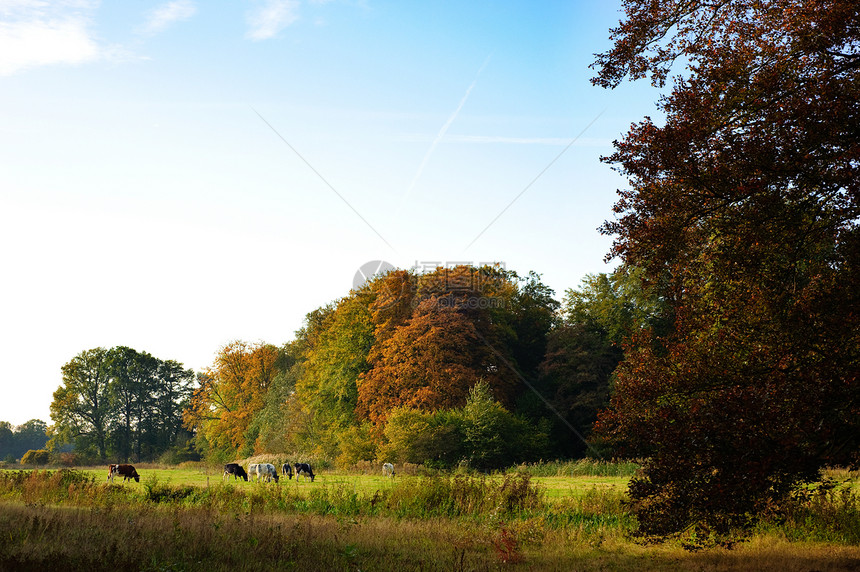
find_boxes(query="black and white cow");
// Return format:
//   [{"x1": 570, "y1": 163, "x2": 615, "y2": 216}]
[
  {"x1": 281, "y1": 463, "x2": 293, "y2": 479},
  {"x1": 108, "y1": 464, "x2": 140, "y2": 483},
  {"x1": 223, "y1": 463, "x2": 248, "y2": 482},
  {"x1": 254, "y1": 463, "x2": 279, "y2": 483},
  {"x1": 382, "y1": 462, "x2": 395, "y2": 478},
  {"x1": 294, "y1": 462, "x2": 315, "y2": 482}
]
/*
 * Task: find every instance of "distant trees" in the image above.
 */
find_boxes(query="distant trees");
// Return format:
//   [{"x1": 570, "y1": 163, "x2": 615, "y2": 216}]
[
  {"x1": 50, "y1": 347, "x2": 194, "y2": 462},
  {"x1": 592, "y1": 0, "x2": 860, "y2": 540},
  {"x1": 174, "y1": 263, "x2": 665, "y2": 471},
  {"x1": 185, "y1": 264, "x2": 628, "y2": 470},
  {"x1": 0, "y1": 420, "x2": 49, "y2": 461}
]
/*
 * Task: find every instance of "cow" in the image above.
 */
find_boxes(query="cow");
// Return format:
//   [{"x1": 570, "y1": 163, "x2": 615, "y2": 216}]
[
  {"x1": 108, "y1": 464, "x2": 140, "y2": 483},
  {"x1": 254, "y1": 463, "x2": 279, "y2": 483},
  {"x1": 223, "y1": 463, "x2": 248, "y2": 482},
  {"x1": 382, "y1": 462, "x2": 395, "y2": 478},
  {"x1": 247, "y1": 463, "x2": 259, "y2": 480},
  {"x1": 294, "y1": 462, "x2": 315, "y2": 482},
  {"x1": 281, "y1": 463, "x2": 293, "y2": 479}
]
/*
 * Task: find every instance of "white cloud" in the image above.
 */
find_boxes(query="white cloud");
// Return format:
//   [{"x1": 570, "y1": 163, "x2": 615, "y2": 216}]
[
  {"x1": 0, "y1": 1, "x2": 100, "y2": 76},
  {"x1": 246, "y1": 0, "x2": 299, "y2": 41},
  {"x1": 140, "y1": 0, "x2": 196, "y2": 36}
]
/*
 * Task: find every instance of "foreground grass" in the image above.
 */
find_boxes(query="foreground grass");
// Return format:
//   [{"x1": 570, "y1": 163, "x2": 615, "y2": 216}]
[
  {"x1": 3, "y1": 502, "x2": 860, "y2": 571},
  {"x1": 3, "y1": 466, "x2": 860, "y2": 570}
]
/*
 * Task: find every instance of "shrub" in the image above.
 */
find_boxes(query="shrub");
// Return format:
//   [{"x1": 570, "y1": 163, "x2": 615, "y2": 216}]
[
  {"x1": 21, "y1": 450, "x2": 50, "y2": 465},
  {"x1": 55, "y1": 452, "x2": 80, "y2": 467}
]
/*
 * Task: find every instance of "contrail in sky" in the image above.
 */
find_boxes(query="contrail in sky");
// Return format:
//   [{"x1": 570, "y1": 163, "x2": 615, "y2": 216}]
[{"x1": 402, "y1": 55, "x2": 492, "y2": 205}]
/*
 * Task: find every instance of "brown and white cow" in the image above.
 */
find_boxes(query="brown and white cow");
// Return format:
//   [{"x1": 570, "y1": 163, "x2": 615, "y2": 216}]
[{"x1": 108, "y1": 464, "x2": 140, "y2": 483}]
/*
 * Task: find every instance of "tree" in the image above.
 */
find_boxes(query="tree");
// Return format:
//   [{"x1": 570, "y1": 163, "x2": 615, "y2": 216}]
[
  {"x1": 592, "y1": 0, "x2": 860, "y2": 540},
  {"x1": 51, "y1": 347, "x2": 194, "y2": 462},
  {"x1": 357, "y1": 297, "x2": 517, "y2": 425},
  {"x1": 247, "y1": 341, "x2": 303, "y2": 453},
  {"x1": 108, "y1": 346, "x2": 158, "y2": 461},
  {"x1": 149, "y1": 358, "x2": 195, "y2": 458},
  {"x1": 460, "y1": 381, "x2": 549, "y2": 471},
  {"x1": 51, "y1": 348, "x2": 114, "y2": 459},
  {"x1": 295, "y1": 290, "x2": 375, "y2": 456},
  {"x1": 183, "y1": 341, "x2": 281, "y2": 459}
]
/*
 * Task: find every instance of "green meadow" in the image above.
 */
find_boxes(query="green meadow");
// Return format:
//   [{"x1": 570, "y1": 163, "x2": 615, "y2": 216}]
[{"x1": 2, "y1": 461, "x2": 860, "y2": 570}]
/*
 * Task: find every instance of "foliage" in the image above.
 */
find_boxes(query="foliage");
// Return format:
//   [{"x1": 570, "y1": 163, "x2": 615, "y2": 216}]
[
  {"x1": 531, "y1": 265, "x2": 661, "y2": 457},
  {"x1": 51, "y1": 347, "x2": 113, "y2": 459},
  {"x1": 378, "y1": 408, "x2": 465, "y2": 467},
  {"x1": 593, "y1": 0, "x2": 860, "y2": 540},
  {"x1": 295, "y1": 291, "x2": 374, "y2": 457},
  {"x1": 230, "y1": 264, "x2": 562, "y2": 466},
  {"x1": 50, "y1": 346, "x2": 194, "y2": 462},
  {"x1": 359, "y1": 297, "x2": 515, "y2": 425},
  {"x1": 183, "y1": 341, "x2": 282, "y2": 459},
  {"x1": 336, "y1": 422, "x2": 379, "y2": 467},
  {"x1": 0, "y1": 420, "x2": 49, "y2": 461},
  {"x1": 376, "y1": 383, "x2": 550, "y2": 471},
  {"x1": 461, "y1": 382, "x2": 550, "y2": 471},
  {"x1": 20, "y1": 450, "x2": 50, "y2": 465}
]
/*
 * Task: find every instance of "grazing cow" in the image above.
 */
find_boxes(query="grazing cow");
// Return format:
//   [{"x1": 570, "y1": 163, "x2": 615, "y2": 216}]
[
  {"x1": 223, "y1": 463, "x2": 248, "y2": 482},
  {"x1": 294, "y1": 462, "x2": 315, "y2": 482},
  {"x1": 108, "y1": 464, "x2": 140, "y2": 483},
  {"x1": 247, "y1": 463, "x2": 259, "y2": 481},
  {"x1": 254, "y1": 463, "x2": 279, "y2": 483},
  {"x1": 281, "y1": 463, "x2": 293, "y2": 479},
  {"x1": 382, "y1": 462, "x2": 395, "y2": 478}
]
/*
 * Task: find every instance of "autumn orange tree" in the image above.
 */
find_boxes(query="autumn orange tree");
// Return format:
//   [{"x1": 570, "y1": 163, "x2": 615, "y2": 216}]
[
  {"x1": 183, "y1": 341, "x2": 281, "y2": 459},
  {"x1": 358, "y1": 266, "x2": 550, "y2": 426},
  {"x1": 592, "y1": 0, "x2": 860, "y2": 541},
  {"x1": 357, "y1": 297, "x2": 517, "y2": 425}
]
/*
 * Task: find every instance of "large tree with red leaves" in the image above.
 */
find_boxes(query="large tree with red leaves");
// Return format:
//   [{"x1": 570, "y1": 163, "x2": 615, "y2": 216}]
[{"x1": 593, "y1": 0, "x2": 860, "y2": 540}]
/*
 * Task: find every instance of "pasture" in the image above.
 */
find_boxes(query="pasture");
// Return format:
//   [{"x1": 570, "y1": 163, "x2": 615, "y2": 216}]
[
  {"x1": 75, "y1": 463, "x2": 631, "y2": 502},
  {"x1": 1, "y1": 462, "x2": 860, "y2": 570}
]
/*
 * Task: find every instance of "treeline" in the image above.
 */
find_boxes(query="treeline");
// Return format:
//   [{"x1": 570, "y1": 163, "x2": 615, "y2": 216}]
[
  {"x1": 49, "y1": 346, "x2": 196, "y2": 463},
  {"x1": 183, "y1": 265, "x2": 658, "y2": 468},
  {"x1": 0, "y1": 420, "x2": 49, "y2": 462}
]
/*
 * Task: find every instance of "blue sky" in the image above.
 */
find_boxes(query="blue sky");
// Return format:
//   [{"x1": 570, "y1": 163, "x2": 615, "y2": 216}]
[{"x1": 0, "y1": 0, "x2": 658, "y2": 426}]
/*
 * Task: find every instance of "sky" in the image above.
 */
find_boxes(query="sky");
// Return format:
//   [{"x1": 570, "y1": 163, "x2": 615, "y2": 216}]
[{"x1": 0, "y1": 0, "x2": 660, "y2": 427}]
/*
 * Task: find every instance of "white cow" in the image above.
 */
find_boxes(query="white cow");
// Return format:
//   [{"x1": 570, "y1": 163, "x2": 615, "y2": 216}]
[
  {"x1": 254, "y1": 463, "x2": 279, "y2": 483},
  {"x1": 382, "y1": 462, "x2": 395, "y2": 478}
]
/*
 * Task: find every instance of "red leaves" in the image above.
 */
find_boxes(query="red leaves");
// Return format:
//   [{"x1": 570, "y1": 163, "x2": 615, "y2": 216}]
[{"x1": 593, "y1": 0, "x2": 860, "y2": 541}]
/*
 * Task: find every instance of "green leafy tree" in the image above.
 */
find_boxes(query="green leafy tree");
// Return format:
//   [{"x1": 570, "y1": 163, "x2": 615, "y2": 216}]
[
  {"x1": 52, "y1": 347, "x2": 195, "y2": 463},
  {"x1": 593, "y1": 0, "x2": 860, "y2": 540},
  {"x1": 108, "y1": 346, "x2": 158, "y2": 461},
  {"x1": 461, "y1": 381, "x2": 549, "y2": 471},
  {"x1": 247, "y1": 342, "x2": 303, "y2": 453},
  {"x1": 296, "y1": 290, "x2": 375, "y2": 457},
  {"x1": 0, "y1": 422, "x2": 12, "y2": 459},
  {"x1": 51, "y1": 348, "x2": 114, "y2": 459}
]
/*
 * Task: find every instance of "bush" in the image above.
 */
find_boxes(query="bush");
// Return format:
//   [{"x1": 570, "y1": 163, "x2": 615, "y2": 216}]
[
  {"x1": 55, "y1": 452, "x2": 80, "y2": 467},
  {"x1": 21, "y1": 450, "x2": 50, "y2": 465}
]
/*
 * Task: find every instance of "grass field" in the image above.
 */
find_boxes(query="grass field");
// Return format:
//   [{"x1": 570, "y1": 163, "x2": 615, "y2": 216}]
[
  {"x1": 77, "y1": 463, "x2": 631, "y2": 501},
  {"x1": 2, "y1": 463, "x2": 860, "y2": 570}
]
